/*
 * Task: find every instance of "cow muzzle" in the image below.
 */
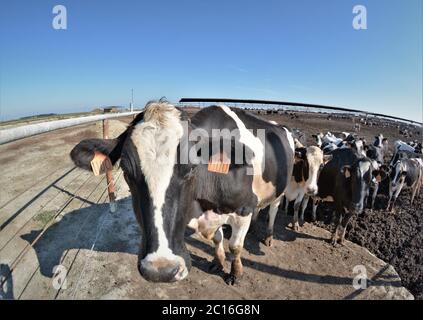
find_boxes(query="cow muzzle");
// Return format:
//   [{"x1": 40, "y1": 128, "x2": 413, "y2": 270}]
[
  {"x1": 138, "y1": 254, "x2": 188, "y2": 283},
  {"x1": 306, "y1": 186, "x2": 318, "y2": 196}
]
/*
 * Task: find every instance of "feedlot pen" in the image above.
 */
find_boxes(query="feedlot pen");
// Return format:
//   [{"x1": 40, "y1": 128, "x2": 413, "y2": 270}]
[{"x1": 0, "y1": 111, "x2": 417, "y2": 300}]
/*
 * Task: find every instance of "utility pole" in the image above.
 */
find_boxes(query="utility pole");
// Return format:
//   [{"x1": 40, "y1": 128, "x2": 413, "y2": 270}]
[{"x1": 130, "y1": 88, "x2": 134, "y2": 112}]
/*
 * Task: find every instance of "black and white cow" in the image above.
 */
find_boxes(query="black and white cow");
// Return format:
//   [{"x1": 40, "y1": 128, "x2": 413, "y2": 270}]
[
  {"x1": 364, "y1": 134, "x2": 387, "y2": 165},
  {"x1": 387, "y1": 158, "x2": 423, "y2": 211},
  {"x1": 70, "y1": 101, "x2": 294, "y2": 285},
  {"x1": 389, "y1": 149, "x2": 423, "y2": 167},
  {"x1": 281, "y1": 146, "x2": 325, "y2": 232},
  {"x1": 311, "y1": 148, "x2": 383, "y2": 245}
]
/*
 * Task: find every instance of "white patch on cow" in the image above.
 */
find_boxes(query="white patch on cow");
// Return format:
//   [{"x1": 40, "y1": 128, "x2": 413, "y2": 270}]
[
  {"x1": 284, "y1": 127, "x2": 295, "y2": 154},
  {"x1": 358, "y1": 160, "x2": 371, "y2": 178},
  {"x1": 131, "y1": 102, "x2": 187, "y2": 275},
  {"x1": 219, "y1": 105, "x2": 264, "y2": 174},
  {"x1": 219, "y1": 105, "x2": 278, "y2": 205},
  {"x1": 314, "y1": 195, "x2": 334, "y2": 202},
  {"x1": 192, "y1": 210, "x2": 252, "y2": 249},
  {"x1": 269, "y1": 120, "x2": 278, "y2": 125},
  {"x1": 304, "y1": 146, "x2": 323, "y2": 194},
  {"x1": 284, "y1": 177, "x2": 305, "y2": 202}
]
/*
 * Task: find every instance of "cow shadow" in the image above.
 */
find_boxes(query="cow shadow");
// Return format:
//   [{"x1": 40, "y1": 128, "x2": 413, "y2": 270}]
[
  {"x1": 20, "y1": 197, "x2": 141, "y2": 278},
  {"x1": 20, "y1": 196, "x2": 403, "y2": 297},
  {"x1": 245, "y1": 206, "x2": 330, "y2": 256},
  {"x1": 0, "y1": 264, "x2": 14, "y2": 300}
]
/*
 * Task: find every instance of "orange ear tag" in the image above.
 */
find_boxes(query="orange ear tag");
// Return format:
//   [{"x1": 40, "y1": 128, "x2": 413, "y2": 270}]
[
  {"x1": 208, "y1": 152, "x2": 230, "y2": 174},
  {"x1": 90, "y1": 151, "x2": 113, "y2": 176}
]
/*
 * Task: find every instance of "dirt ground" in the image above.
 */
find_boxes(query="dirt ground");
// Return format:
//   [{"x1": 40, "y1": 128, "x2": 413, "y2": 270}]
[{"x1": 0, "y1": 108, "x2": 421, "y2": 300}]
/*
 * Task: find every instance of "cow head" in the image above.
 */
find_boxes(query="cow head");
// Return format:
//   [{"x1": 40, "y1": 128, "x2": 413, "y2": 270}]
[
  {"x1": 374, "y1": 134, "x2": 384, "y2": 148},
  {"x1": 119, "y1": 102, "x2": 194, "y2": 283},
  {"x1": 341, "y1": 158, "x2": 374, "y2": 214},
  {"x1": 389, "y1": 160, "x2": 407, "y2": 191},
  {"x1": 294, "y1": 146, "x2": 324, "y2": 196},
  {"x1": 312, "y1": 133, "x2": 323, "y2": 148}
]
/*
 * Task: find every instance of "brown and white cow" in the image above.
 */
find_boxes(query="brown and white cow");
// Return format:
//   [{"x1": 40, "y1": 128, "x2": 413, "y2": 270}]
[{"x1": 280, "y1": 146, "x2": 325, "y2": 232}]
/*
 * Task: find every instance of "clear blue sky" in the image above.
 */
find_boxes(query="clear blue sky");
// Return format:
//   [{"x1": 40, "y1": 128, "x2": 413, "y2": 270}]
[{"x1": 0, "y1": 0, "x2": 422, "y2": 121}]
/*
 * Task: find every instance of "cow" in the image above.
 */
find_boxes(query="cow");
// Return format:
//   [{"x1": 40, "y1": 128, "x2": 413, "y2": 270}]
[
  {"x1": 373, "y1": 134, "x2": 384, "y2": 148},
  {"x1": 281, "y1": 146, "x2": 326, "y2": 232},
  {"x1": 386, "y1": 158, "x2": 423, "y2": 212},
  {"x1": 70, "y1": 101, "x2": 294, "y2": 285},
  {"x1": 313, "y1": 132, "x2": 341, "y2": 155},
  {"x1": 366, "y1": 143, "x2": 384, "y2": 164},
  {"x1": 310, "y1": 148, "x2": 384, "y2": 245},
  {"x1": 394, "y1": 140, "x2": 415, "y2": 154},
  {"x1": 389, "y1": 149, "x2": 423, "y2": 167}
]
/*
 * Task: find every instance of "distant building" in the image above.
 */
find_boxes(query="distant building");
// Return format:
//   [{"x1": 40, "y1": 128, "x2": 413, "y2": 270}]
[{"x1": 102, "y1": 106, "x2": 125, "y2": 113}]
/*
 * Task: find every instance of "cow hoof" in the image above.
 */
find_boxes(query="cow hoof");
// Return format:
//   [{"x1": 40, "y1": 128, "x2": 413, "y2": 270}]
[
  {"x1": 224, "y1": 274, "x2": 238, "y2": 286},
  {"x1": 208, "y1": 260, "x2": 224, "y2": 274},
  {"x1": 263, "y1": 236, "x2": 273, "y2": 247},
  {"x1": 293, "y1": 223, "x2": 299, "y2": 232}
]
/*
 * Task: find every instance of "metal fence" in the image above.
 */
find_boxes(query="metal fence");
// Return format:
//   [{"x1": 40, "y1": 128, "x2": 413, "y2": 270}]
[
  {"x1": 0, "y1": 111, "x2": 141, "y2": 145},
  {"x1": 0, "y1": 111, "x2": 141, "y2": 213},
  {"x1": 179, "y1": 98, "x2": 423, "y2": 126}
]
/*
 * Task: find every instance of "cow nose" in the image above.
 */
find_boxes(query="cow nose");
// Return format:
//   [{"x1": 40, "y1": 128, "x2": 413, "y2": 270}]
[
  {"x1": 138, "y1": 256, "x2": 188, "y2": 283},
  {"x1": 306, "y1": 186, "x2": 318, "y2": 196}
]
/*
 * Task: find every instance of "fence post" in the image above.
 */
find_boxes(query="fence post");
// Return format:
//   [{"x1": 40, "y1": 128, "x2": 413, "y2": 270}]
[{"x1": 102, "y1": 118, "x2": 117, "y2": 212}]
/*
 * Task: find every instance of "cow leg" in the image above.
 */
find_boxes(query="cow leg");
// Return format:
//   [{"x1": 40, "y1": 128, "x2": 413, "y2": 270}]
[
  {"x1": 410, "y1": 180, "x2": 420, "y2": 204},
  {"x1": 338, "y1": 212, "x2": 354, "y2": 245},
  {"x1": 312, "y1": 198, "x2": 319, "y2": 221},
  {"x1": 292, "y1": 194, "x2": 304, "y2": 231},
  {"x1": 226, "y1": 213, "x2": 252, "y2": 285},
  {"x1": 209, "y1": 227, "x2": 226, "y2": 273},
  {"x1": 300, "y1": 195, "x2": 309, "y2": 222},
  {"x1": 331, "y1": 208, "x2": 344, "y2": 246},
  {"x1": 264, "y1": 196, "x2": 282, "y2": 247},
  {"x1": 390, "y1": 180, "x2": 405, "y2": 212},
  {"x1": 371, "y1": 183, "x2": 379, "y2": 211}
]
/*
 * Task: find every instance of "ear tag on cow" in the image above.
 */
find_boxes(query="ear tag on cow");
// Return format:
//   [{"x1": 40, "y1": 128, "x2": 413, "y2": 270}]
[
  {"x1": 344, "y1": 168, "x2": 351, "y2": 178},
  {"x1": 208, "y1": 152, "x2": 230, "y2": 174},
  {"x1": 376, "y1": 174, "x2": 382, "y2": 183},
  {"x1": 90, "y1": 152, "x2": 113, "y2": 176}
]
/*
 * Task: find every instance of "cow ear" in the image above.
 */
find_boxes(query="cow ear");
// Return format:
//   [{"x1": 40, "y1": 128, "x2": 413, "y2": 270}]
[
  {"x1": 323, "y1": 154, "x2": 332, "y2": 164},
  {"x1": 294, "y1": 151, "x2": 302, "y2": 162},
  {"x1": 90, "y1": 151, "x2": 113, "y2": 176},
  {"x1": 372, "y1": 170, "x2": 383, "y2": 183},
  {"x1": 341, "y1": 165, "x2": 351, "y2": 178}
]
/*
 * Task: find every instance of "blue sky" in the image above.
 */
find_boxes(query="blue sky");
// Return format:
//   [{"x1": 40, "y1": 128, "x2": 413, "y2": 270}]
[{"x1": 0, "y1": 0, "x2": 422, "y2": 121}]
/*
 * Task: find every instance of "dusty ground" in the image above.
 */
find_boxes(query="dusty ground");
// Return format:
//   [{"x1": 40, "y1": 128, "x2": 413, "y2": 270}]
[{"x1": 0, "y1": 108, "x2": 420, "y2": 300}]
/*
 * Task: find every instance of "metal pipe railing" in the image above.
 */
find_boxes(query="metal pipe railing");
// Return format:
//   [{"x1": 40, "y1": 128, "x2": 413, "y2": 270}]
[
  {"x1": 0, "y1": 111, "x2": 141, "y2": 212},
  {"x1": 0, "y1": 111, "x2": 141, "y2": 145}
]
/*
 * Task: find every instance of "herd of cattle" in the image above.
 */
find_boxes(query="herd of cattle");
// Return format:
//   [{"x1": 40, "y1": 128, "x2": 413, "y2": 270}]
[{"x1": 70, "y1": 101, "x2": 423, "y2": 285}]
